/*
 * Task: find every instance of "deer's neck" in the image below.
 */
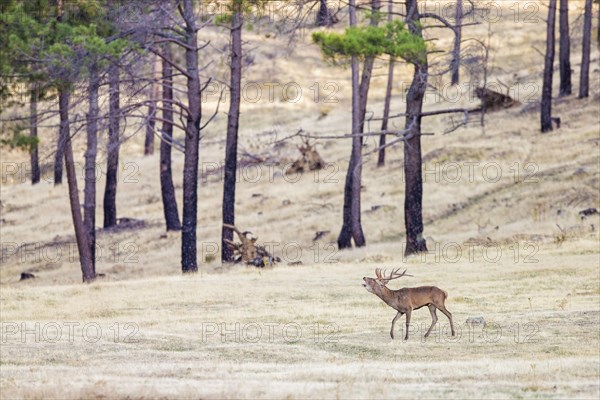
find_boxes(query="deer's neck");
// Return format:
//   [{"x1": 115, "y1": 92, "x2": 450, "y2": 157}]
[{"x1": 374, "y1": 286, "x2": 397, "y2": 308}]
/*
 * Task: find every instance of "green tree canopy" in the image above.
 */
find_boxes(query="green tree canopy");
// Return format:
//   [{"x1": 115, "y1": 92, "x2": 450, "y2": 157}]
[
  {"x1": 0, "y1": 0, "x2": 129, "y2": 149},
  {"x1": 312, "y1": 20, "x2": 426, "y2": 64}
]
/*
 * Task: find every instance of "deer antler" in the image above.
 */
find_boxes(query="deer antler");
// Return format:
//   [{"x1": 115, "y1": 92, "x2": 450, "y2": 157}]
[
  {"x1": 375, "y1": 268, "x2": 413, "y2": 283},
  {"x1": 387, "y1": 268, "x2": 413, "y2": 281}
]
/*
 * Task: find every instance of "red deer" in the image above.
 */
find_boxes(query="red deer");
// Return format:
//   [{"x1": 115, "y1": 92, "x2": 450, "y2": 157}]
[{"x1": 362, "y1": 268, "x2": 455, "y2": 340}]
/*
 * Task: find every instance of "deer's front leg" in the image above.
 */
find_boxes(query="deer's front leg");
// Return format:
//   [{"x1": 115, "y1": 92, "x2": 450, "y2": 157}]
[
  {"x1": 404, "y1": 309, "x2": 412, "y2": 341},
  {"x1": 390, "y1": 312, "x2": 403, "y2": 339}
]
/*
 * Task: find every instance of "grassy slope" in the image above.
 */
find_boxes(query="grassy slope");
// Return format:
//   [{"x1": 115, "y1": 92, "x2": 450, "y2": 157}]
[{"x1": 1, "y1": 1, "x2": 599, "y2": 398}]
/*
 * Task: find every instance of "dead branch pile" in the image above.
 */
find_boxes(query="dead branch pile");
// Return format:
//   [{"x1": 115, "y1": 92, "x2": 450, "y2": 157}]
[
  {"x1": 476, "y1": 87, "x2": 520, "y2": 111},
  {"x1": 286, "y1": 139, "x2": 326, "y2": 175},
  {"x1": 239, "y1": 150, "x2": 281, "y2": 167},
  {"x1": 223, "y1": 224, "x2": 280, "y2": 267}
]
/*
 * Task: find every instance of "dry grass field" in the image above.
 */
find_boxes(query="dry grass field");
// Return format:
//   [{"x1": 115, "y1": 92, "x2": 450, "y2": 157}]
[
  {"x1": 1, "y1": 1, "x2": 599, "y2": 398},
  {"x1": 0, "y1": 245, "x2": 599, "y2": 399}
]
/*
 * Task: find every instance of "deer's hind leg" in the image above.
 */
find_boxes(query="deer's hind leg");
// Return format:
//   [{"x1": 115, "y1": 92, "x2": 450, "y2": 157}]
[
  {"x1": 404, "y1": 309, "x2": 412, "y2": 341},
  {"x1": 424, "y1": 304, "x2": 438, "y2": 338}
]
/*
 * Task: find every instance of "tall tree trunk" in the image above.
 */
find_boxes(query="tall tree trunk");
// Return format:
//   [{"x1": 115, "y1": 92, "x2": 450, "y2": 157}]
[
  {"x1": 53, "y1": 0, "x2": 64, "y2": 186},
  {"x1": 61, "y1": 90, "x2": 95, "y2": 282},
  {"x1": 479, "y1": 25, "x2": 492, "y2": 129},
  {"x1": 579, "y1": 0, "x2": 592, "y2": 98},
  {"x1": 541, "y1": 0, "x2": 557, "y2": 133},
  {"x1": 104, "y1": 62, "x2": 120, "y2": 228},
  {"x1": 451, "y1": 0, "x2": 463, "y2": 85},
  {"x1": 378, "y1": 0, "x2": 395, "y2": 168},
  {"x1": 358, "y1": 0, "x2": 381, "y2": 133},
  {"x1": 377, "y1": 57, "x2": 394, "y2": 168},
  {"x1": 338, "y1": 158, "x2": 358, "y2": 248},
  {"x1": 83, "y1": 68, "x2": 99, "y2": 271},
  {"x1": 181, "y1": 0, "x2": 201, "y2": 273},
  {"x1": 160, "y1": 44, "x2": 181, "y2": 231},
  {"x1": 559, "y1": 0, "x2": 572, "y2": 96},
  {"x1": 403, "y1": 0, "x2": 428, "y2": 256},
  {"x1": 29, "y1": 84, "x2": 40, "y2": 184},
  {"x1": 316, "y1": 0, "x2": 334, "y2": 26},
  {"x1": 54, "y1": 117, "x2": 66, "y2": 185},
  {"x1": 350, "y1": 0, "x2": 382, "y2": 245},
  {"x1": 358, "y1": 68, "x2": 375, "y2": 134},
  {"x1": 221, "y1": 8, "x2": 243, "y2": 263},
  {"x1": 144, "y1": 54, "x2": 160, "y2": 156},
  {"x1": 338, "y1": 0, "x2": 366, "y2": 249}
]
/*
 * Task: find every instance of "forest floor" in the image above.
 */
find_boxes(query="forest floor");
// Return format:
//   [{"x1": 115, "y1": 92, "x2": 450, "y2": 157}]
[{"x1": 1, "y1": 1, "x2": 599, "y2": 398}]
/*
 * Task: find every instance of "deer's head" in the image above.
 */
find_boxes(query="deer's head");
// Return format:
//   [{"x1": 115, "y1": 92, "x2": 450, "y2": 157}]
[{"x1": 362, "y1": 268, "x2": 412, "y2": 293}]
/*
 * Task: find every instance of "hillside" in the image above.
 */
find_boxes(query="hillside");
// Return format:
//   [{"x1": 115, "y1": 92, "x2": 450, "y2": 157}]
[{"x1": 1, "y1": 1, "x2": 598, "y2": 283}]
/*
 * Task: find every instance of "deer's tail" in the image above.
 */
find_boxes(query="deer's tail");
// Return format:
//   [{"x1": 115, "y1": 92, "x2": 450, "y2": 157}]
[{"x1": 443, "y1": 290, "x2": 448, "y2": 300}]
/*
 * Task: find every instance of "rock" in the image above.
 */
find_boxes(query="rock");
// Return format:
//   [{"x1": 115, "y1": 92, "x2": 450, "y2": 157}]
[
  {"x1": 20, "y1": 272, "x2": 35, "y2": 281},
  {"x1": 579, "y1": 208, "x2": 599, "y2": 219},
  {"x1": 466, "y1": 316, "x2": 486, "y2": 326}
]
